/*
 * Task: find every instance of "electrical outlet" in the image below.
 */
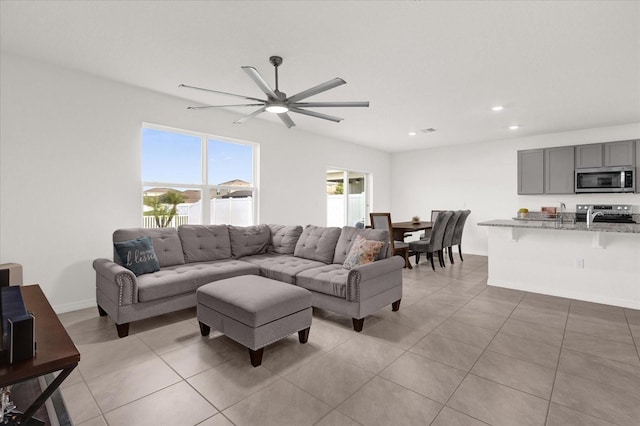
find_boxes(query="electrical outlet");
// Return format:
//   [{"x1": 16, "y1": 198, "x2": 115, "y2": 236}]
[{"x1": 575, "y1": 258, "x2": 584, "y2": 269}]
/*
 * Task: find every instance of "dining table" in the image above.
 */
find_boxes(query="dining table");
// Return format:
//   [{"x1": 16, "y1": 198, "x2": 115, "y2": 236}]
[{"x1": 391, "y1": 221, "x2": 433, "y2": 242}]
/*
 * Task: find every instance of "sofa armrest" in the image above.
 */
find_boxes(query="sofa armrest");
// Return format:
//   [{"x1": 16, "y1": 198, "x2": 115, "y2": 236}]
[
  {"x1": 346, "y1": 256, "x2": 404, "y2": 301},
  {"x1": 93, "y1": 258, "x2": 138, "y2": 306}
]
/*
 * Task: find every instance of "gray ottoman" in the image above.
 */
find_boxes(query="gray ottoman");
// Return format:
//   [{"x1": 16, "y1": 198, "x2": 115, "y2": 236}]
[{"x1": 196, "y1": 275, "x2": 312, "y2": 367}]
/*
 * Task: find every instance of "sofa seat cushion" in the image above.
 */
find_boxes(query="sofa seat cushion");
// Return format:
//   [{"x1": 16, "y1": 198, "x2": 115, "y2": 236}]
[
  {"x1": 241, "y1": 254, "x2": 325, "y2": 284},
  {"x1": 136, "y1": 260, "x2": 259, "y2": 302},
  {"x1": 296, "y1": 264, "x2": 349, "y2": 298}
]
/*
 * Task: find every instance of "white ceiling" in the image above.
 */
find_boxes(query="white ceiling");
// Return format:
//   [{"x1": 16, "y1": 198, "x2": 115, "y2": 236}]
[{"x1": 1, "y1": 1, "x2": 639, "y2": 152}]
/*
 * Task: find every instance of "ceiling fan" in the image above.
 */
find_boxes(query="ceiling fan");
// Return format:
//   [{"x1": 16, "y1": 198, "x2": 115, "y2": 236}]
[{"x1": 179, "y1": 56, "x2": 369, "y2": 128}]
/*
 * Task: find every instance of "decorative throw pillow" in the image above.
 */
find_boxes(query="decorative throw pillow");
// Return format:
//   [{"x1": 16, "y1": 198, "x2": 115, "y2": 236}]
[
  {"x1": 114, "y1": 237, "x2": 160, "y2": 276},
  {"x1": 343, "y1": 235, "x2": 384, "y2": 270}
]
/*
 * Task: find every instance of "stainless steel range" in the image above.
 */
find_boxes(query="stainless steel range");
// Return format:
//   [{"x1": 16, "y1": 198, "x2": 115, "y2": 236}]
[{"x1": 575, "y1": 204, "x2": 636, "y2": 223}]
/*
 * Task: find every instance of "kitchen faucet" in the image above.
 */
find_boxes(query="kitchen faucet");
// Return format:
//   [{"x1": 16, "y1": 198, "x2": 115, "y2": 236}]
[
  {"x1": 586, "y1": 205, "x2": 604, "y2": 228},
  {"x1": 558, "y1": 202, "x2": 566, "y2": 224}
]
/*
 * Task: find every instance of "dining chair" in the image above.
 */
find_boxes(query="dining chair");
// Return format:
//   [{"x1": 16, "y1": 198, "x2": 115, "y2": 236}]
[
  {"x1": 369, "y1": 212, "x2": 411, "y2": 269},
  {"x1": 442, "y1": 210, "x2": 463, "y2": 264},
  {"x1": 419, "y1": 210, "x2": 444, "y2": 240},
  {"x1": 451, "y1": 210, "x2": 471, "y2": 262},
  {"x1": 409, "y1": 210, "x2": 453, "y2": 271}
]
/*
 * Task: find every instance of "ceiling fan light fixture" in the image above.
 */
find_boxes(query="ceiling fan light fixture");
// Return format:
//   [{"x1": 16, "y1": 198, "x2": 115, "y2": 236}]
[{"x1": 266, "y1": 104, "x2": 289, "y2": 114}]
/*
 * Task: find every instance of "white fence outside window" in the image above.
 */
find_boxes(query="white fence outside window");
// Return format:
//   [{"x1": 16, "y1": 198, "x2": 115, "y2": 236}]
[
  {"x1": 143, "y1": 198, "x2": 253, "y2": 228},
  {"x1": 327, "y1": 194, "x2": 365, "y2": 227}
]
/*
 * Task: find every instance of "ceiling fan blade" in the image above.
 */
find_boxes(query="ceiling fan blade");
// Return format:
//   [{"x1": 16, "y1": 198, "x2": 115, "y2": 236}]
[
  {"x1": 278, "y1": 113, "x2": 296, "y2": 128},
  {"x1": 234, "y1": 106, "x2": 267, "y2": 124},
  {"x1": 179, "y1": 84, "x2": 264, "y2": 102},
  {"x1": 187, "y1": 104, "x2": 264, "y2": 110},
  {"x1": 287, "y1": 78, "x2": 346, "y2": 103},
  {"x1": 289, "y1": 107, "x2": 343, "y2": 123},
  {"x1": 241, "y1": 66, "x2": 279, "y2": 99},
  {"x1": 289, "y1": 101, "x2": 370, "y2": 108}
]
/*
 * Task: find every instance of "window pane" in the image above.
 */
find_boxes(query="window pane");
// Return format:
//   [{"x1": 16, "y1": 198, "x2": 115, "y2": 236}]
[
  {"x1": 208, "y1": 139, "x2": 253, "y2": 186},
  {"x1": 326, "y1": 169, "x2": 345, "y2": 227},
  {"x1": 143, "y1": 186, "x2": 201, "y2": 228},
  {"x1": 142, "y1": 128, "x2": 201, "y2": 184},
  {"x1": 211, "y1": 190, "x2": 254, "y2": 226},
  {"x1": 348, "y1": 171, "x2": 366, "y2": 227}
]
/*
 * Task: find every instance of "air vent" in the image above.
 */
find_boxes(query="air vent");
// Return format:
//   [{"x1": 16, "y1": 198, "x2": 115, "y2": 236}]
[{"x1": 420, "y1": 128, "x2": 436, "y2": 133}]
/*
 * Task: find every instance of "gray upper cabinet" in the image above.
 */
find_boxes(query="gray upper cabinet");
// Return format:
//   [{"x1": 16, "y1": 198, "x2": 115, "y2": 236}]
[
  {"x1": 518, "y1": 140, "x2": 636, "y2": 195},
  {"x1": 518, "y1": 149, "x2": 544, "y2": 194},
  {"x1": 575, "y1": 144, "x2": 603, "y2": 168},
  {"x1": 604, "y1": 140, "x2": 636, "y2": 166},
  {"x1": 544, "y1": 146, "x2": 575, "y2": 194},
  {"x1": 576, "y1": 140, "x2": 636, "y2": 168}
]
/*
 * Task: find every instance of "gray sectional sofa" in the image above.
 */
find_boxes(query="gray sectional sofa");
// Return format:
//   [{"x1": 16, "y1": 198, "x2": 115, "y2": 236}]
[{"x1": 93, "y1": 224, "x2": 404, "y2": 337}]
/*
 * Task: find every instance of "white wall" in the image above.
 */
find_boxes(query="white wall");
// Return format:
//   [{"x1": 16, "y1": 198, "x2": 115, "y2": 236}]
[
  {"x1": 0, "y1": 53, "x2": 392, "y2": 312},
  {"x1": 391, "y1": 124, "x2": 640, "y2": 256}
]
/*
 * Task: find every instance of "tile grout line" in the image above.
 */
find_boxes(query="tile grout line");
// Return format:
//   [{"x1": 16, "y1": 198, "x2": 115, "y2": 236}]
[
  {"x1": 623, "y1": 309, "x2": 640, "y2": 363},
  {"x1": 426, "y1": 284, "x2": 524, "y2": 425},
  {"x1": 543, "y1": 298, "x2": 571, "y2": 426}
]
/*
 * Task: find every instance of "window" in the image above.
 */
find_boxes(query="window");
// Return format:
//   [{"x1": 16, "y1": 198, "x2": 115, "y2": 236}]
[
  {"x1": 326, "y1": 169, "x2": 369, "y2": 227},
  {"x1": 142, "y1": 124, "x2": 257, "y2": 228}
]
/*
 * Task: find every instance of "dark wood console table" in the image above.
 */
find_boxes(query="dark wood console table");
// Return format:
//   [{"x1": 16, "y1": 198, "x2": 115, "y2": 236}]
[{"x1": 1, "y1": 284, "x2": 80, "y2": 424}]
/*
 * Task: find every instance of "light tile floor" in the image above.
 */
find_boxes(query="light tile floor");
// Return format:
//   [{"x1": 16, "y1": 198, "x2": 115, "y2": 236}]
[{"x1": 56, "y1": 255, "x2": 640, "y2": 426}]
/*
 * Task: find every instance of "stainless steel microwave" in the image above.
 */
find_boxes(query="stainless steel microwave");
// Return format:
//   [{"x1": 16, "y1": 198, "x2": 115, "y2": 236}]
[{"x1": 575, "y1": 166, "x2": 635, "y2": 193}]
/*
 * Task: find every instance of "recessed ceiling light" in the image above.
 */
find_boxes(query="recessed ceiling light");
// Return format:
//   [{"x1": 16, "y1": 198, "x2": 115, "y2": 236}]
[
  {"x1": 408, "y1": 132, "x2": 417, "y2": 136},
  {"x1": 509, "y1": 125, "x2": 520, "y2": 130},
  {"x1": 492, "y1": 105, "x2": 504, "y2": 111}
]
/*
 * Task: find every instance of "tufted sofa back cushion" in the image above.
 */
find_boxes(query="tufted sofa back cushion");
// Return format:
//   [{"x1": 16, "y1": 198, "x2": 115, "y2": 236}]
[
  {"x1": 178, "y1": 225, "x2": 232, "y2": 263},
  {"x1": 332, "y1": 227, "x2": 390, "y2": 264},
  {"x1": 113, "y1": 227, "x2": 185, "y2": 268},
  {"x1": 228, "y1": 224, "x2": 271, "y2": 258},
  {"x1": 268, "y1": 224, "x2": 303, "y2": 255},
  {"x1": 293, "y1": 225, "x2": 342, "y2": 264}
]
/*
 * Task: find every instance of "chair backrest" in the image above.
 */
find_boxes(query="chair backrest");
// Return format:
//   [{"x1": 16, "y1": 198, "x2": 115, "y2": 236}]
[
  {"x1": 442, "y1": 210, "x2": 463, "y2": 248},
  {"x1": 428, "y1": 210, "x2": 453, "y2": 251},
  {"x1": 431, "y1": 210, "x2": 445, "y2": 223},
  {"x1": 452, "y1": 210, "x2": 471, "y2": 245},
  {"x1": 369, "y1": 212, "x2": 396, "y2": 251}
]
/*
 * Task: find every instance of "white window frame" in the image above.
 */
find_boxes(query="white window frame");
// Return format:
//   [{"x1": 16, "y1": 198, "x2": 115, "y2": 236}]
[{"x1": 142, "y1": 123, "x2": 259, "y2": 225}]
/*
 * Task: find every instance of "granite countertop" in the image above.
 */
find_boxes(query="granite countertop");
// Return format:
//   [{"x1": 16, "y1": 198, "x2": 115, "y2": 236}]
[{"x1": 477, "y1": 219, "x2": 640, "y2": 234}]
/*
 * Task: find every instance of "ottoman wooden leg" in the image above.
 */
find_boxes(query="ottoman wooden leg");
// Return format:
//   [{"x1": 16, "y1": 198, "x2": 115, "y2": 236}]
[
  {"x1": 199, "y1": 321, "x2": 211, "y2": 336},
  {"x1": 298, "y1": 327, "x2": 310, "y2": 343},
  {"x1": 249, "y1": 348, "x2": 264, "y2": 367}
]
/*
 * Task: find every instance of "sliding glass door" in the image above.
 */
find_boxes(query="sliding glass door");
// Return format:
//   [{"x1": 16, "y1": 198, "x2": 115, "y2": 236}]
[{"x1": 326, "y1": 169, "x2": 368, "y2": 227}]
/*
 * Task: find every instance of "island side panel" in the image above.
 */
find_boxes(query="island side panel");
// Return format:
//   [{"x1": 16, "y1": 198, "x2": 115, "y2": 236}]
[{"x1": 485, "y1": 226, "x2": 640, "y2": 309}]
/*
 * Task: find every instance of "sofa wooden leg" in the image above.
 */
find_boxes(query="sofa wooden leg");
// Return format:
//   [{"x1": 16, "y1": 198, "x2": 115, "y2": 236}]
[
  {"x1": 97, "y1": 305, "x2": 107, "y2": 317},
  {"x1": 116, "y1": 322, "x2": 130, "y2": 338},
  {"x1": 392, "y1": 299, "x2": 401, "y2": 311},
  {"x1": 249, "y1": 348, "x2": 264, "y2": 367},
  {"x1": 352, "y1": 318, "x2": 364, "y2": 332},
  {"x1": 199, "y1": 321, "x2": 211, "y2": 337},
  {"x1": 298, "y1": 327, "x2": 310, "y2": 343}
]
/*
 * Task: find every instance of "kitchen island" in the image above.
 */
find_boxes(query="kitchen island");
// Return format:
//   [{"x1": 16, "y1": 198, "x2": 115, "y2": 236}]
[{"x1": 478, "y1": 219, "x2": 640, "y2": 309}]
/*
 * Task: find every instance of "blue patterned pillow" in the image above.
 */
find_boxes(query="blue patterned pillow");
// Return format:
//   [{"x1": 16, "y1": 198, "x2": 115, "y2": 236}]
[{"x1": 114, "y1": 237, "x2": 160, "y2": 276}]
